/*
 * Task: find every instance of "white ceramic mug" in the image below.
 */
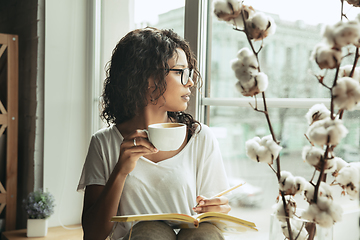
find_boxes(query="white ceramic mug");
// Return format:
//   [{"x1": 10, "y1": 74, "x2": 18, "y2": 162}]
[{"x1": 145, "y1": 123, "x2": 187, "y2": 151}]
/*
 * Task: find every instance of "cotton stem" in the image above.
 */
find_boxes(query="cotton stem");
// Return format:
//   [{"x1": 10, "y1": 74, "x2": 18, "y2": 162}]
[
  {"x1": 239, "y1": 6, "x2": 293, "y2": 239},
  {"x1": 330, "y1": 66, "x2": 340, "y2": 120},
  {"x1": 349, "y1": 47, "x2": 359, "y2": 78},
  {"x1": 314, "y1": 137, "x2": 330, "y2": 203},
  {"x1": 280, "y1": 191, "x2": 294, "y2": 240}
]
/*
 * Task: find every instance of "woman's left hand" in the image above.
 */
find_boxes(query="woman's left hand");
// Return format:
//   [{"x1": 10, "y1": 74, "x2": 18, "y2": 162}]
[{"x1": 192, "y1": 195, "x2": 231, "y2": 214}]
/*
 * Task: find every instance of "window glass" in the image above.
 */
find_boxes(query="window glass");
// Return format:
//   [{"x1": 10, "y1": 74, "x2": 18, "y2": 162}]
[
  {"x1": 207, "y1": 1, "x2": 360, "y2": 239},
  {"x1": 134, "y1": 0, "x2": 185, "y2": 37},
  {"x1": 209, "y1": 0, "x2": 359, "y2": 98}
]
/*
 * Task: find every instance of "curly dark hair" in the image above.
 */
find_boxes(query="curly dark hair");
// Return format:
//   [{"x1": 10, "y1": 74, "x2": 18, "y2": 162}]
[{"x1": 101, "y1": 27, "x2": 201, "y2": 137}]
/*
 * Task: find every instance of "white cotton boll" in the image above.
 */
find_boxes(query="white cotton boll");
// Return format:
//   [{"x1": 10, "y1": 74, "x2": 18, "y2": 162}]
[
  {"x1": 336, "y1": 165, "x2": 360, "y2": 186},
  {"x1": 310, "y1": 42, "x2": 342, "y2": 69},
  {"x1": 332, "y1": 77, "x2": 360, "y2": 111},
  {"x1": 328, "y1": 202, "x2": 343, "y2": 222},
  {"x1": 266, "y1": 16, "x2": 277, "y2": 36},
  {"x1": 232, "y1": 5, "x2": 255, "y2": 29},
  {"x1": 346, "y1": 185, "x2": 359, "y2": 199},
  {"x1": 301, "y1": 203, "x2": 320, "y2": 222},
  {"x1": 231, "y1": 59, "x2": 258, "y2": 82},
  {"x1": 349, "y1": 162, "x2": 360, "y2": 172},
  {"x1": 235, "y1": 78, "x2": 260, "y2": 97},
  {"x1": 236, "y1": 47, "x2": 258, "y2": 68},
  {"x1": 245, "y1": 135, "x2": 282, "y2": 164},
  {"x1": 245, "y1": 136, "x2": 275, "y2": 164},
  {"x1": 246, "y1": 12, "x2": 276, "y2": 41},
  {"x1": 256, "y1": 144, "x2": 274, "y2": 164},
  {"x1": 250, "y1": 12, "x2": 269, "y2": 31},
  {"x1": 255, "y1": 72, "x2": 268, "y2": 92},
  {"x1": 325, "y1": 119, "x2": 349, "y2": 145},
  {"x1": 294, "y1": 176, "x2": 307, "y2": 195},
  {"x1": 238, "y1": 72, "x2": 268, "y2": 97},
  {"x1": 322, "y1": 25, "x2": 335, "y2": 44},
  {"x1": 333, "y1": 157, "x2": 348, "y2": 174},
  {"x1": 322, "y1": 21, "x2": 360, "y2": 47},
  {"x1": 305, "y1": 103, "x2": 331, "y2": 125},
  {"x1": 303, "y1": 182, "x2": 315, "y2": 203},
  {"x1": 227, "y1": 0, "x2": 241, "y2": 11},
  {"x1": 301, "y1": 145, "x2": 334, "y2": 172},
  {"x1": 333, "y1": 21, "x2": 360, "y2": 47},
  {"x1": 316, "y1": 182, "x2": 333, "y2": 211},
  {"x1": 320, "y1": 182, "x2": 333, "y2": 197},
  {"x1": 302, "y1": 145, "x2": 323, "y2": 167},
  {"x1": 303, "y1": 182, "x2": 329, "y2": 204},
  {"x1": 281, "y1": 219, "x2": 308, "y2": 240},
  {"x1": 278, "y1": 172, "x2": 307, "y2": 196},
  {"x1": 317, "y1": 194, "x2": 333, "y2": 211},
  {"x1": 336, "y1": 165, "x2": 359, "y2": 199},
  {"x1": 261, "y1": 135, "x2": 282, "y2": 160},
  {"x1": 274, "y1": 196, "x2": 296, "y2": 222},
  {"x1": 324, "y1": 157, "x2": 337, "y2": 173},
  {"x1": 307, "y1": 118, "x2": 348, "y2": 146},
  {"x1": 213, "y1": 0, "x2": 242, "y2": 22},
  {"x1": 279, "y1": 171, "x2": 296, "y2": 195},
  {"x1": 339, "y1": 65, "x2": 360, "y2": 82},
  {"x1": 306, "y1": 120, "x2": 328, "y2": 146},
  {"x1": 213, "y1": 0, "x2": 232, "y2": 15},
  {"x1": 231, "y1": 48, "x2": 259, "y2": 85},
  {"x1": 245, "y1": 137, "x2": 261, "y2": 161},
  {"x1": 316, "y1": 211, "x2": 334, "y2": 228},
  {"x1": 236, "y1": 73, "x2": 267, "y2": 97}
]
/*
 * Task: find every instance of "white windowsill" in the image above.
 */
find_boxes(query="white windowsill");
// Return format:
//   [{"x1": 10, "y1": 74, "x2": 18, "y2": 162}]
[{"x1": 201, "y1": 97, "x2": 360, "y2": 110}]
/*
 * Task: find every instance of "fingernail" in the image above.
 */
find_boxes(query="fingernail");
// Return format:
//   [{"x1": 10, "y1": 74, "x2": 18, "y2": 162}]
[
  {"x1": 153, "y1": 148, "x2": 158, "y2": 152},
  {"x1": 199, "y1": 201, "x2": 205, "y2": 206},
  {"x1": 193, "y1": 207, "x2": 201, "y2": 211}
]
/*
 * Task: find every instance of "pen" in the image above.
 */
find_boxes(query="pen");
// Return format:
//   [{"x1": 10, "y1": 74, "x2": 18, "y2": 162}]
[{"x1": 193, "y1": 183, "x2": 245, "y2": 208}]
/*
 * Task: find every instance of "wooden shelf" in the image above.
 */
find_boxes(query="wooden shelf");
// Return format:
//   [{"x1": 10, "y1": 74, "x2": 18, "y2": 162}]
[
  {"x1": 0, "y1": 33, "x2": 19, "y2": 231},
  {"x1": 1, "y1": 225, "x2": 83, "y2": 240}
]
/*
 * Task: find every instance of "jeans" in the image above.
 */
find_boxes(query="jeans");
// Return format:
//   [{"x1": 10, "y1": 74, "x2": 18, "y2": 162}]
[{"x1": 122, "y1": 221, "x2": 225, "y2": 240}]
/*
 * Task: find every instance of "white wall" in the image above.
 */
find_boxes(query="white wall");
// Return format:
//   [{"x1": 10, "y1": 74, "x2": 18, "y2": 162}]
[{"x1": 44, "y1": 0, "x2": 133, "y2": 227}]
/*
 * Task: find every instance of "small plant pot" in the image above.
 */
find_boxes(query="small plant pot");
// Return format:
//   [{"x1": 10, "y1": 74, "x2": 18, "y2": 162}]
[{"x1": 27, "y1": 219, "x2": 48, "y2": 237}]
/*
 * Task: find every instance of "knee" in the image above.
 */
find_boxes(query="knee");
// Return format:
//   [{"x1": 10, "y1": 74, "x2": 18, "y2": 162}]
[
  {"x1": 123, "y1": 221, "x2": 176, "y2": 240},
  {"x1": 177, "y1": 223, "x2": 225, "y2": 240}
]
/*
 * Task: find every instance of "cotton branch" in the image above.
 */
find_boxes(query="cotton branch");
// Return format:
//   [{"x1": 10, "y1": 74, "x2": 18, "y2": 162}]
[
  {"x1": 239, "y1": 6, "x2": 293, "y2": 240},
  {"x1": 349, "y1": 47, "x2": 359, "y2": 78}
]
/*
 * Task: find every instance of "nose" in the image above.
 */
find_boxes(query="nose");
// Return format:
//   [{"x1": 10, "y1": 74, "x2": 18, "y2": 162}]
[{"x1": 185, "y1": 76, "x2": 194, "y2": 88}]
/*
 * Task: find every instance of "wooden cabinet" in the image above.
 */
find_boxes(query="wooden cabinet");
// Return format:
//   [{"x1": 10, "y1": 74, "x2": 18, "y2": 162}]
[{"x1": 0, "y1": 33, "x2": 19, "y2": 231}]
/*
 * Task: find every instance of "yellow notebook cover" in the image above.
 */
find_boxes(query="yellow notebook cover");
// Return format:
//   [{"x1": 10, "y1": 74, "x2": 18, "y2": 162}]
[{"x1": 111, "y1": 212, "x2": 258, "y2": 233}]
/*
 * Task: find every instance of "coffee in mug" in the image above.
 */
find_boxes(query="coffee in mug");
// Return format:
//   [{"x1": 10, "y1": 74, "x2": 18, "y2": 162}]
[{"x1": 145, "y1": 123, "x2": 187, "y2": 151}]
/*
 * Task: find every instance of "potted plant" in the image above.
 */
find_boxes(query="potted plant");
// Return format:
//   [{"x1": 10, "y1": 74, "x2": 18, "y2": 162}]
[{"x1": 23, "y1": 189, "x2": 55, "y2": 237}]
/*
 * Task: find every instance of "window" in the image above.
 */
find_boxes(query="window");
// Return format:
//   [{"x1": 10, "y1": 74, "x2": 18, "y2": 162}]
[
  {"x1": 198, "y1": 0, "x2": 360, "y2": 239},
  {"x1": 134, "y1": 0, "x2": 185, "y2": 36}
]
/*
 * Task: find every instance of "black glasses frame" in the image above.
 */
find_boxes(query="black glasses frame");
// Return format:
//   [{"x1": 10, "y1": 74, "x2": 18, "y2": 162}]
[{"x1": 168, "y1": 68, "x2": 194, "y2": 86}]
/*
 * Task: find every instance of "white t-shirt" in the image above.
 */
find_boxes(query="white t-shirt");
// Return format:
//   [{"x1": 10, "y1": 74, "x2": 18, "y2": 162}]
[{"x1": 77, "y1": 123, "x2": 229, "y2": 240}]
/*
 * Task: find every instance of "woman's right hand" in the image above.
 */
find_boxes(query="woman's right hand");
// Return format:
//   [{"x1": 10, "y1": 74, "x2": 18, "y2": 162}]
[{"x1": 117, "y1": 129, "x2": 158, "y2": 176}]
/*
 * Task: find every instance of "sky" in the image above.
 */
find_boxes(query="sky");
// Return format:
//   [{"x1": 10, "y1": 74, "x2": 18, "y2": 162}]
[{"x1": 134, "y1": 0, "x2": 360, "y2": 26}]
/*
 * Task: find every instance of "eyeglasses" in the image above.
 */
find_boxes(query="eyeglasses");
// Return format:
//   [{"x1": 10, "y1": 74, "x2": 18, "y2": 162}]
[{"x1": 168, "y1": 68, "x2": 194, "y2": 86}]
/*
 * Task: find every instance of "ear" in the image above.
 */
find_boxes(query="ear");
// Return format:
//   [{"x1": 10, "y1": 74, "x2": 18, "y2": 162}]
[{"x1": 148, "y1": 77, "x2": 155, "y2": 89}]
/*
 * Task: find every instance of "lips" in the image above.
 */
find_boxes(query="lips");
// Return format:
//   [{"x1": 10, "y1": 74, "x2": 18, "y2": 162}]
[{"x1": 181, "y1": 93, "x2": 191, "y2": 101}]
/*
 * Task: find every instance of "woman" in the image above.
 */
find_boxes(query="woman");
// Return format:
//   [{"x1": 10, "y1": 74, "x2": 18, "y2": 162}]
[{"x1": 77, "y1": 27, "x2": 230, "y2": 240}]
